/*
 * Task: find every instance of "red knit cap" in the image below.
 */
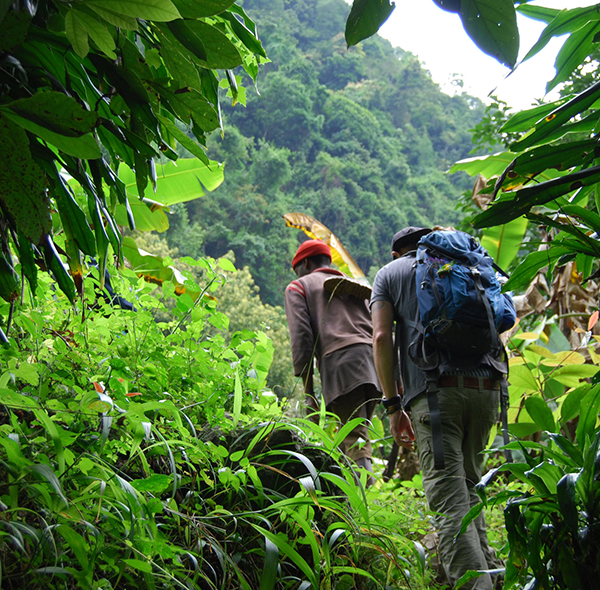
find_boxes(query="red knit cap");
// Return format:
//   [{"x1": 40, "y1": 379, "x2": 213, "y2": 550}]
[{"x1": 292, "y1": 240, "x2": 331, "y2": 269}]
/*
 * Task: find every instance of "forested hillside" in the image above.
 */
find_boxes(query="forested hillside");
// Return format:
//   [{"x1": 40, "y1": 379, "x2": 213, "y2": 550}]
[{"x1": 163, "y1": 0, "x2": 486, "y2": 306}]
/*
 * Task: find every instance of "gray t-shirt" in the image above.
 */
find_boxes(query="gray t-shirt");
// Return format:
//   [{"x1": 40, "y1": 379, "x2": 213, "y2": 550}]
[{"x1": 371, "y1": 252, "x2": 427, "y2": 407}]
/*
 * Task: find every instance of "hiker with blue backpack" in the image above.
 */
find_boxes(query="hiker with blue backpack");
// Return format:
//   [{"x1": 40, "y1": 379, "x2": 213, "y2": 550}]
[{"x1": 371, "y1": 226, "x2": 516, "y2": 590}]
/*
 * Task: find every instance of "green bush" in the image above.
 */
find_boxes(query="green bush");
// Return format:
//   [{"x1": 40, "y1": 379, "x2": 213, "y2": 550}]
[{"x1": 0, "y1": 263, "x2": 428, "y2": 589}]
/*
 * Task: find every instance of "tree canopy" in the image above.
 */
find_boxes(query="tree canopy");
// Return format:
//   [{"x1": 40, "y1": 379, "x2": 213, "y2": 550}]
[{"x1": 170, "y1": 0, "x2": 486, "y2": 306}]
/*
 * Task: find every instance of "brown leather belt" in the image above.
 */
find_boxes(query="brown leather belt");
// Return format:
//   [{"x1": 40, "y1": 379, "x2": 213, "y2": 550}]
[{"x1": 437, "y1": 375, "x2": 500, "y2": 390}]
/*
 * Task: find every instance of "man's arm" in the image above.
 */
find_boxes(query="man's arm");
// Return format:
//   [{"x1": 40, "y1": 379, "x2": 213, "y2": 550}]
[
  {"x1": 372, "y1": 299, "x2": 415, "y2": 449},
  {"x1": 371, "y1": 300, "x2": 397, "y2": 400},
  {"x1": 284, "y1": 283, "x2": 319, "y2": 414}
]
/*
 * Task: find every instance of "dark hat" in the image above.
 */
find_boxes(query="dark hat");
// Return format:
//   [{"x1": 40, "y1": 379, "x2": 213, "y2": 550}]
[{"x1": 391, "y1": 227, "x2": 432, "y2": 252}]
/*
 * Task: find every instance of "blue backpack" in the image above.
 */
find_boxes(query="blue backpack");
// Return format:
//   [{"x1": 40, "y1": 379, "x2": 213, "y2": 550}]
[
  {"x1": 412, "y1": 230, "x2": 516, "y2": 361},
  {"x1": 406, "y1": 230, "x2": 516, "y2": 471}
]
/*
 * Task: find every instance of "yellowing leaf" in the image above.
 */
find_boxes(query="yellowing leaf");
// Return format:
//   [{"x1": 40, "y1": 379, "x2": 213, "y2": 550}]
[
  {"x1": 509, "y1": 364, "x2": 540, "y2": 393},
  {"x1": 525, "y1": 344, "x2": 556, "y2": 360},
  {"x1": 284, "y1": 212, "x2": 366, "y2": 279},
  {"x1": 509, "y1": 356, "x2": 528, "y2": 367},
  {"x1": 511, "y1": 332, "x2": 542, "y2": 341},
  {"x1": 542, "y1": 350, "x2": 585, "y2": 367}
]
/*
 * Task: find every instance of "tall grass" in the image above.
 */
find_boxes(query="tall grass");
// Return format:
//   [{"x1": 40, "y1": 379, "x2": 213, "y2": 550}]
[{"x1": 0, "y1": 264, "x2": 430, "y2": 589}]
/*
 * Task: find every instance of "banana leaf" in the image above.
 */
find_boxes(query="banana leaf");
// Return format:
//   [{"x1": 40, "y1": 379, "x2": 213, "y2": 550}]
[
  {"x1": 117, "y1": 158, "x2": 224, "y2": 205},
  {"x1": 511, "y1": 80, "x2": 600, "y2": 151},
  {"x1": 473, "y1": 165, "x2": 600, "y2": 228},
  {"x1": 283, "y1": 212, "x2": 366, "y2": 279},
  {"x1": 450, "y1": 151, "x2": 516, "y2": 178},
  {"x1": 480, "y1": 217, "x2": 528, "y2": 271}
]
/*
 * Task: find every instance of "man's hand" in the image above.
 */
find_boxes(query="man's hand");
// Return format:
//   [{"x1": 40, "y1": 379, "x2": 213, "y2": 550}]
[{"x1": 390, "y1": 409, "x2": 415, "y2": 450}]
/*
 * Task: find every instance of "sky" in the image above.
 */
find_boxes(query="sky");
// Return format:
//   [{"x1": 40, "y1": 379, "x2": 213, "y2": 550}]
[{"x1": 378, "y1": 1, "x2": 598, "y2": 111}]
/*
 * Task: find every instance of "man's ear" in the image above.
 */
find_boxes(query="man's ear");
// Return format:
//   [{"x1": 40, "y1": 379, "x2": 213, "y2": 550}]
[{"x1": 392, "y1": 251, "x2": 400, "y2": 260}]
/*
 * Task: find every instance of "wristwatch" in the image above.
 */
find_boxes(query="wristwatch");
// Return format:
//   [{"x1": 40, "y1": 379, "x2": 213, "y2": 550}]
[
  {"x1": 382, "y1": 395, "x2": 402, "y2": 409},
  {"x1": 382, "y1": 395, "x2": 403, "y2": 415}
]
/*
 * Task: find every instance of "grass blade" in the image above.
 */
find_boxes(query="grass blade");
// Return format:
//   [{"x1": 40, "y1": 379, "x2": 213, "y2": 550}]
[
  {"x1": 259, "y1": 537, "x2": 279, "y2": 590},
  {"x1": 250, "y1": 524, "x2": 318, "y2": 588}
]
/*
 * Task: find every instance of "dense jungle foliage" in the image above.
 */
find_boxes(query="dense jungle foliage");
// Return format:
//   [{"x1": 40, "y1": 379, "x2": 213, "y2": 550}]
[
  {"x1": 3, "y1": 0, "x2": 600, "y2": 589},
  {"x1": 164, "y1": 0, "x2": 487, "y2": 307}
]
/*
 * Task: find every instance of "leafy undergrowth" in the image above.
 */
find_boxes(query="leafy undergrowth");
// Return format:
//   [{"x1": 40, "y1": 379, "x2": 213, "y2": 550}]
[{"x1": 0, "y1": 264, "x2": 434, "y2": 589}]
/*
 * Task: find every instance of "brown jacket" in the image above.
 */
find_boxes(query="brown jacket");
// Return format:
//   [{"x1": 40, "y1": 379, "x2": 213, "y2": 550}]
[{"x1": 284, "y1": 268, "x2": 374, "y2": 378}]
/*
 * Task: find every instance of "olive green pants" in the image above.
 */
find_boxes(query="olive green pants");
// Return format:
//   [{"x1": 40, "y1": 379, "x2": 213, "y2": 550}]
[{"x1": 410, "y1": 384, "x2": 500, "y2": 590}]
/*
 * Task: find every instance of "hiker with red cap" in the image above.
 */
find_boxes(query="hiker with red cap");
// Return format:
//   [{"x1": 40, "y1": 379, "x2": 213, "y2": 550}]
[{"x1": 284, "y1": 239, "x2": 381, "y2": 481}]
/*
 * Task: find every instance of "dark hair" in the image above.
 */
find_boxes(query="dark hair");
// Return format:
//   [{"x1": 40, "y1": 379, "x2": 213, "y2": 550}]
[{"x1": 307, "y1": 254, "x2": 331, "y2": 268}]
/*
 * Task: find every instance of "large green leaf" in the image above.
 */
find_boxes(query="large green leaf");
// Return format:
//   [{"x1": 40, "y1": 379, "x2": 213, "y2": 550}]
[
  {"x1": 0, "y1": 117, "x2": 51, "y2": 245},
  {"x1": 65, "y1": 9, "x2": 89, "y2": 58},
  {"x1": 560, "y1": 204, "x2": 600, "y2": 234},
  {"x1": 118, "y1": 158, "x2": 224, "y2": 204},
  {"x1": 511, "y1": 80, "x2": 600, "y2": 151},
  {"x1": 450, "y1": 151, "x2": 516, "y2": 178},
  {"x1": 509, "y1": 422, "x2": 543, "y2": 438},
  {"x1": 546, "y1": 433, "x2": 583, "y2": 467},
  {"x1": 86, "y1": 0, "x2": 181, "y2": 22},
  {"x1": 460, "y1": 0, "x2": 519, "y2": 68},
  {"x1": 345, "y1": 0, "x2": 395, "y2": 48},
  {"x1": 504, "y1": 247, "x2": 570, "y2": 292},
  {"x1": 2, "y1": 111, "x2": 101, "y2": 159},
  {"x1": 69, "y1": 9, "x2": 117, "y2": 59},
  {"x1": 500, "y1": 99, "x2": 567, "y2": 133},
  {"x1": 86, "y1": 4, "x2": 138, "y2": 29},
  {"x1": 576, "y1": 385, "x2": 600, "y2": 446},
  {"x1": 55, "y1": 176, "x2": 97, "y2": 257},
  {"x1": 551, "y1": 364, "x2": 600, "y2": 388},
  {"x1": 158, "y1": 116, "x2": 209, "y2": 165},
  {"x1": 556, "y1": 473, "x2": 579, "y2": 534},
  {"x1": 473, "y1": 165, "x2": 600, "y2": 228},
  {"x1": 481, "y1": 217, "x2": 528, "y2": 270},
  {"x1": 114, "y1": 197, "x2": 169, "y2": 232},
  {"x1": 511, "y1": 139, "x2": 598, "y2": 179},
  {"x1": 149, "y1": 84, "x2": 219, "y2": 132},
  {"x1": 172, "y1": 0, "x2": 235, "y2": 18},
  {"x1": 525, "y1": 461, "x2": 563, "y2": 495},
  {"x1": 509, "y1": 364, "x2": 539, "y2": 393},
  {"x1": 516, "y1": 4, "x2": 558, "y2": 26},
  {"x1": 167, "y1": 19, "x2": 243, "y2": 69},
  {"x1": 16, "y1": 231, "x2": 37, "y2": 293},
  {"x1": 153, "y1": 27, "x2": 201, "y2": 88},
  {"x1": 222, "y1": 7, "x2": 266, "y2": 57},
  {"x1": 547, "y1": 20, "x2": 600, "y2": 92},
  {"x1": 6, "y1": 91, "x2": 98, "y2": 137},
  {"x1": 561, "y1": 385, "x2": 591, "y2": 424},
  {"x1": 519, "y1": 5, "x2": 600, "y2": 63},
  {"x1": 45, "y1": 236, "x2": 76, "y2": 302},
  {"x1": 524, "y1": 395, "x2": 556, "y2": 433}
]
